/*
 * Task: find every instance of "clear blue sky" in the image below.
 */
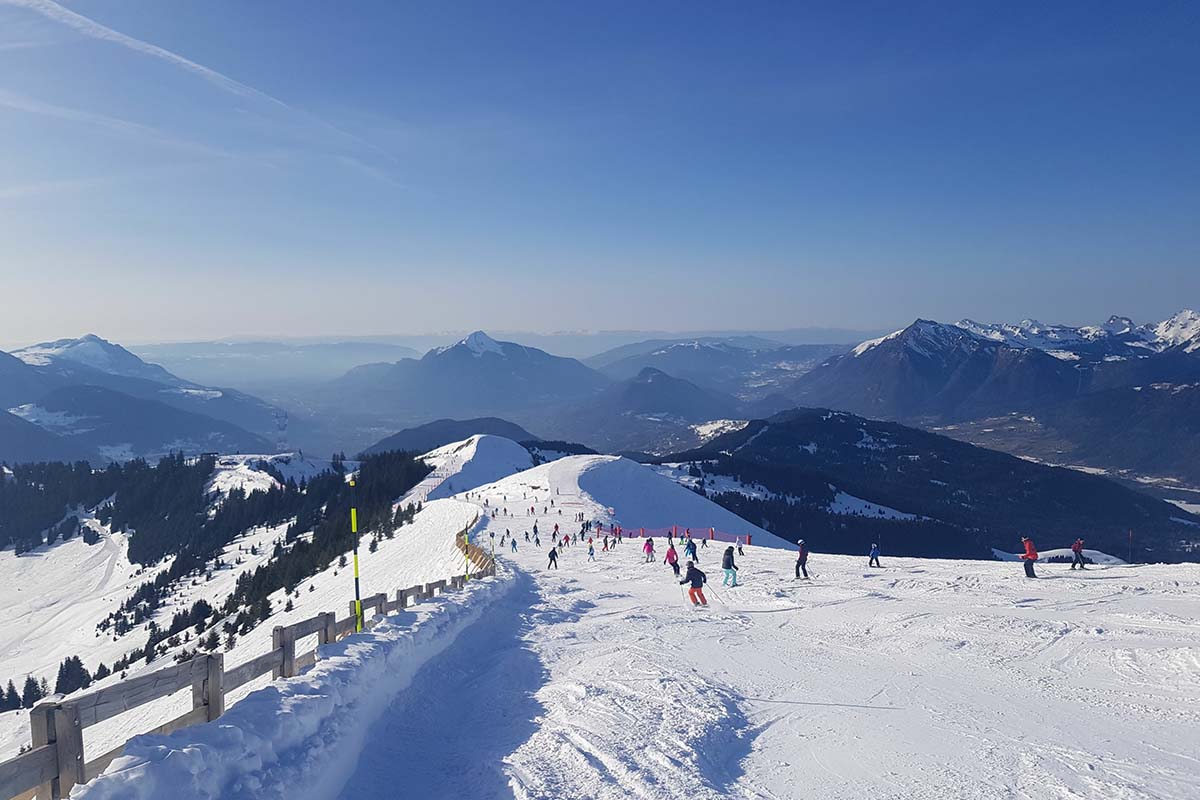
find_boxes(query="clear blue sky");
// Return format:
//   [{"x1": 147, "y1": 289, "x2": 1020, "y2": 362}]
[{"x1": 1, "y1": 0, "x2": 1197, "y2": 346}]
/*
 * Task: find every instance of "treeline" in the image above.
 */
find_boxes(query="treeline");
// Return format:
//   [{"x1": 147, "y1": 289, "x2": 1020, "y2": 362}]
[{"x1": 100, "y1": 450, "x2": 428, "y2": 671}]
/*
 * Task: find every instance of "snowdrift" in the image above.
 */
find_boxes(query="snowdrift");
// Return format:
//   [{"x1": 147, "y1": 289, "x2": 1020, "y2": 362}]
[{"x1": 73, "y1": 572, "x2": 513, "y2": 800}]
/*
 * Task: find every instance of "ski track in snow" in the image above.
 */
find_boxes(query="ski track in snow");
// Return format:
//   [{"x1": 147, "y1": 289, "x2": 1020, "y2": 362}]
[{"x1": 327, "y1": 451, "x2": 1200, "y2": 800}]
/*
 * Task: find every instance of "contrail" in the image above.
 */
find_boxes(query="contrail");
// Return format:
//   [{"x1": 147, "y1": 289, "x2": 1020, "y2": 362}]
[{"x1": 0, "y1": 0, "x2": 290, "y2": 108}]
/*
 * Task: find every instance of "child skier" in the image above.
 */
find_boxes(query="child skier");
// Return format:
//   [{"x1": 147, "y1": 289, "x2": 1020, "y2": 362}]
[
  {"x1": 721, "y1": 546, "x2": 738, "y2": 586},
  {"x1": 1020, "y1": 536, "x2": 1038, "y2": 578},
  {"x1": 680, "y1": 561, "x2": 708, "y2": 606},
  {"x1": 643, "y1": 537, "x2": 656, "y2": 563}
]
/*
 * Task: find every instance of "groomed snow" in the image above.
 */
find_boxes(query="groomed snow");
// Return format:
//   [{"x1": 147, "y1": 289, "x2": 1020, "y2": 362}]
[{"x1": 32, "y1": 438, "x2": 1200, "y2": 799}]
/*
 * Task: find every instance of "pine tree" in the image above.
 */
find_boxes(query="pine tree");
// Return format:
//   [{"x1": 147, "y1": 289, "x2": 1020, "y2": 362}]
[
  {"x1": 2, "y1": 680, "x2": 18, "y2": 711},
  {"x1": 93, "y1": 663, "x2": 111, "y2": 682},
  {"x1": 21, "y1": 676, "x2": 43, "y2": 709}
]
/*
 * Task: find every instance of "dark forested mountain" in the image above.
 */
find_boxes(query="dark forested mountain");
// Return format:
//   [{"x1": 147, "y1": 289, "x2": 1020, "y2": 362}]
[
  {"x1": 662, "y1": 408, "x2": 1199, "y2": 561},
  {"x1": 10, "y1": 386, "x2": 274, "y2": 462},
  {"x1": 537, "y1": 368, "x2": 742, "y2": 454},
  {"x1": 0, "y1": 410, "x2": 94, "y2": 465},
  {"x1": 323, "y1": 332, "x2": 610, "y2": 422},
  {"x1": 1, "y1": 335, "x2": 288, "y2": 462},
  {"x1": 786, "y1": 316, "x2": 1200, "y2": 485},
  {"x1": 789, "y1": 320, "x2": 1081, "y2": 420},
  {"x1": 363, "y1": 417, "x2": 538, "y2": 456}
]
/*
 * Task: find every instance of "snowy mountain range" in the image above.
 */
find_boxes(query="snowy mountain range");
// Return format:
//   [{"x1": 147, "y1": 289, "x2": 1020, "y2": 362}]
[{"x1": 0, "y1": 335, "x2": 286, "y2": 464}]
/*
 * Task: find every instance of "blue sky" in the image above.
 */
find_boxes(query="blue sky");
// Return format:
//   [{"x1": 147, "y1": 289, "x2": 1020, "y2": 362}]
[{"x1": 0, "y1": 0, "x2": 1197, "y2": 346}]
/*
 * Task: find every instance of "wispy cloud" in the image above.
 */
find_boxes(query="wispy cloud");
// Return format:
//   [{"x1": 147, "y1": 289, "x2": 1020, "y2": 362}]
[
  {"x1": 0, "y1": 0, "x2": 290, "y2": 108},
  {"x1": 0, "y1": 87, "x2": 231, "y2": 157},
  {"x1": 1, "y1": 0, "x2": 398, "y2": 170}
]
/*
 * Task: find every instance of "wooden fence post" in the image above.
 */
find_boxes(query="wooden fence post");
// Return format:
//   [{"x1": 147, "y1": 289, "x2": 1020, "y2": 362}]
[
  {"x1": 204, "y1": 653, "x2": 225, "y2": 721},
  {"x1": 51, "y1": 704, "x2": 84, "y2": 797},
  {"x1": 272, "y1": 625, "x2": 296, "y2": 679},
  {"x1": 320, "y1": 612, "x2": 337, "y2": 646},
  {"x1": 29, "y1": 701, "x2": 58, "y2": 800}
]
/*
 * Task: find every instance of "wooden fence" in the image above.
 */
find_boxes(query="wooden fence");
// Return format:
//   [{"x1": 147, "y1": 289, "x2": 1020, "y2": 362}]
[{"x1": 0, "y1": 518, "x2": 496, "y2": 800}]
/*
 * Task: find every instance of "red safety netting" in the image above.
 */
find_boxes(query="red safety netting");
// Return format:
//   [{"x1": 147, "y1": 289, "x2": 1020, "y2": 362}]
[{"x1": 591, "y1": 524, "x2": 754, "y2": 546}]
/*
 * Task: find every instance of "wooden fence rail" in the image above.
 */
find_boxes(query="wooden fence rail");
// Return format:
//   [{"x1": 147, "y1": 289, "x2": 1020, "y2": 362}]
[{"x1": 1, "y1": 518, "x2": 497, "y2": 800}]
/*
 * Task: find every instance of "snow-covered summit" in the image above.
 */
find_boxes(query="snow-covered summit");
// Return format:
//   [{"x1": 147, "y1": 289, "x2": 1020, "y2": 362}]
[
  {"x1": 433, "y1": 331, "x2": 506, "y2": 358},
  {"x1": 13, "y1": 334, "x2": 179, "y2": 384},
  {"x1": 1153, "y1": 309, "x2": 1200, "y2": 352},
  {"x1": 852, "y1": 319, "x2": 989, "y2": 359}
]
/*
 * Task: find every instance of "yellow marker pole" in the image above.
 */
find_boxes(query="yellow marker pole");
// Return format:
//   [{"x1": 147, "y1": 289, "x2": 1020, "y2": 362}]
[{"x1": 350, "y1": 478, "x2": 363, "y2": 633}]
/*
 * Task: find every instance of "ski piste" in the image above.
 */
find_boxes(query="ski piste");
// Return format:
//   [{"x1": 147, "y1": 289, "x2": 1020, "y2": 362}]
[{"x1": 49, "y1": 436, "x2": 1200, "y2": 800}]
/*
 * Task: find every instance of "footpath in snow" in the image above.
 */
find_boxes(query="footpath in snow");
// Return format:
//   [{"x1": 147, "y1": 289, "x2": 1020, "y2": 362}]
[{"x1": 72, "y1": 442, "x2": 1200, "y2": 800}]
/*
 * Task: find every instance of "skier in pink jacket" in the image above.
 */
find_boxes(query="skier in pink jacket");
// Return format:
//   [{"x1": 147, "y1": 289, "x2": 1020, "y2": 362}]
[{"x1": 643, "y1": 537, "x2": 656, "y2": 563}]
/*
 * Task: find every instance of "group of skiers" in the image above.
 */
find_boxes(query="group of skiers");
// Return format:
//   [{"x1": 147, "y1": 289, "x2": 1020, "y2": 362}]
[{"x1": 1018, "y1": 536, "x2": 1089, "y2": 577}]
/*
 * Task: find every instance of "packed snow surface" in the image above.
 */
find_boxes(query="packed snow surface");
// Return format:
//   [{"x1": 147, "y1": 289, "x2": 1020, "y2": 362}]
[
  {"x1": 25, "y1": 438, "x2": 1200, "y2": 799},
  {"x1": 416, "y1": 434, "x2": 534, "y2": 503}
]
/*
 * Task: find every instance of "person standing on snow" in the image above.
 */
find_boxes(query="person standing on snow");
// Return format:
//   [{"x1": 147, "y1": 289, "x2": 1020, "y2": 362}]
[
  {"x1": 511, "y1": 538, "x2": 518, "y2": 553},
  {"x1": 643, "y1": 537, "x2": 656, "y2": 563},
  {"x1": 736, "y1": 537, "x2": 744, "y2": 556},
  {"x1": 588, "y1": 539, "x2": 596, "y2": 562},
  {"x1": 796, "y1": 540, "x2": 810, "y2": 579},
  {"x1": 1071, "y1": 538, "x2": 1087, "y2": 570},
  {"x1": 721, "y1": 546, "x2": 739, "y2": 586},
  {"x1": 547, "y1": 547, "x2": 559, "y2": 570},
  {"x1": 684, "y1": 538, "x2": 698, "y2": 562},
  {"x1": 868, "y1": 542, "x2": 882, "y2": 568},
  {"x1": 680, "y1": 561, "x2": 708, "y2": 606},
  {"x1": 1020, "y1": 536, "x2": 1039, "y2": 578},
  {"x1": 664, "y1": 543, "x2": 680, "y2": 577}
]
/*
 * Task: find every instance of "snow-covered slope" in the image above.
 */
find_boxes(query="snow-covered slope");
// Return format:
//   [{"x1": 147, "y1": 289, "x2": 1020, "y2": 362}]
[
  {"x1": 206, "y1": 453, "x2": 350, "y2": 499},
  {"x1": 0, "y1": 492, "x2": 476, "y2": 761},
  {"x1": 466, "y1": 453, "x2": 790, "y2": 548},
  {"x1": 417, "y1": 434, "x2": 535, "y2": 502},
  {"x1": 76, "y1": 507, "x2": 1200, "y2": 800},
  {"x1": 12, "y1": 334, "x2": 180, "y2": 384}
]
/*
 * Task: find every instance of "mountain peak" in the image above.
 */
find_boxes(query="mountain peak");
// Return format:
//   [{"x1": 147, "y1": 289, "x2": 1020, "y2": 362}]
[{"x1": 1154, "y1": 309, "x2": 1200, "y2": 352}]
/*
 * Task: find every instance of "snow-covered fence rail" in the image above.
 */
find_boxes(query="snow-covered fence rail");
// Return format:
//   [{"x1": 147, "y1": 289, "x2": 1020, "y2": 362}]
[{"x1": 0, "y1": 560, "x2": 496, "y2": 800}]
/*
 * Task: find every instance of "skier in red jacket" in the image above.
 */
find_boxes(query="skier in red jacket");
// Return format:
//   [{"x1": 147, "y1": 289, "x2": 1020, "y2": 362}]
[
  {"x1": 1020, "y1": 536, "x2": 1038, "y2": 578},
  {"x1": 1070, "y1": 538, "x2": 1087, "y2": 570}
]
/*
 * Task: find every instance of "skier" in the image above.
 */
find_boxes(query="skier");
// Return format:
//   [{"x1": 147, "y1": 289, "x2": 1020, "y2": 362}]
[
  {"x1": 534, "y1": 533, "x2": 540, "y2": 547},
  {"x1": 795, "y1": 539, "x2": 809, "y2": 579},
  {"x1": 680, "y1": 561, "x2": 708, "y2": 606},
  {"x1": 511, "y1": 538, "x2": 518, "y2": 553},
  {"x1": 664, "y1": 542, "x2": 680, "y2": 577},
  {"x1": 736, "y1": 537, "x2": 744, "y2": 557},
  {"x1": 868, "y1": 542, "x2": 882, "y2": 568},
  {"x1": 1071, "y1": 538, "x2": 1087, "y2": 570},
  {"x1": 1020, "y1": 536, "x2": 1039, "y2": 578},
  {"x1": 643, "y1": 537, "x2": 656, "y2": 563},
  {"x1": 588, "y1": 539, "x2": 596, "y2": 562},
  {"x1": 721, "y1": 546, "x2": 738, "y2": 586},
  {"x1": 524, "y1": 531, "x2": 530, "y2": 542},
  {"x1": 684, "y1": 538, "x2": 698, "y2": 562},
  {"x1": 547, "y1": 547, "x2": 559, "y2": 570},
  {"x1": 700, "y1": 536, "x2": 708, "y2": 549}
]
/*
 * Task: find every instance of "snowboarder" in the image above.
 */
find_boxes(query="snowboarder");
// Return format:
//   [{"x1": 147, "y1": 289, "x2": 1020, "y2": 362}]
[
  {"x1": 643, "y1": 537, "x2": 656, "y2": 563},
  {"x1": 680, "y1": 561, "x2": 708, "y2": 606},
  {"x1": 1020, "y1": 536, "x2": 1038, "y2": 578},
  {"x1": 868, "y1": 543, "x2": 882, "y2": 568},
  {"x1": 664, "y1": 543, "x2": 680, "y2": 577},
  {"x1": 795, "y1": 539, "x2": 809, "y2": 579},
  {"x1": 721, "y1": 546, "x2": 738, "y2": 586},
  {"x1": 547, "y1": 547, "x2": 559, "y2": 569},
  {"x1": 1071, "y1": 538, "x2": 1087, "y2": 570}
]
